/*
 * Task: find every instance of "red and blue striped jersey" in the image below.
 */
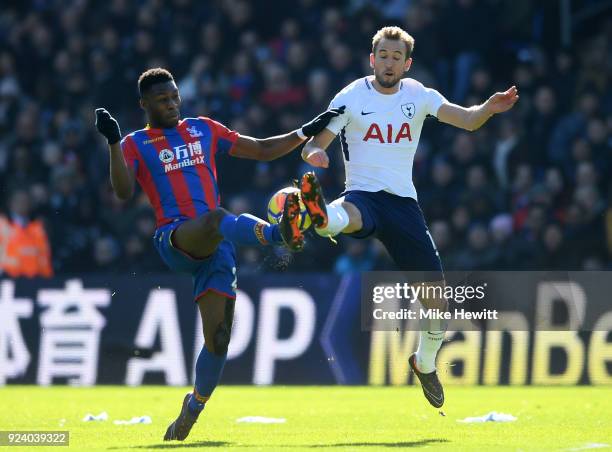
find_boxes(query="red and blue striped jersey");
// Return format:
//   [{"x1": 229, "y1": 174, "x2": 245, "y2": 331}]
[{"x1": 120, "y1": 116, "x2": 239, "y2": 227}]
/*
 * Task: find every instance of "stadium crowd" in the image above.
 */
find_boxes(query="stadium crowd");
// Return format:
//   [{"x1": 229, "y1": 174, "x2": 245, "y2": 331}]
[{"x1": 0, "y1": 0, "x2": 611, "y2": 276}]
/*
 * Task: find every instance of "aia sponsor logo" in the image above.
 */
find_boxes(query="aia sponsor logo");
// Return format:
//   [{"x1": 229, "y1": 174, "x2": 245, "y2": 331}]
[{"x1": 363, "y1": 123, "x2": 412, "y2": 143}]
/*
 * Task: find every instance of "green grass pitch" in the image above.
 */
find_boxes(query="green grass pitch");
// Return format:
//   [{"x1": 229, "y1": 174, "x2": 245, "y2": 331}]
[{"x1": 1, "y1": 386, "x2": 611, "y2": 451}]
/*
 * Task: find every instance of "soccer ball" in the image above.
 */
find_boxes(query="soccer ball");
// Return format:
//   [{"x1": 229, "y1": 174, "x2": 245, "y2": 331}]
[{"x1": 267, "y1": 187, "x2": 312, "y2": 231}]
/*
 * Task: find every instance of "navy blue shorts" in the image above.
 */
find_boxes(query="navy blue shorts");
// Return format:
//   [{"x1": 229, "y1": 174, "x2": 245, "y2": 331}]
[
  {"x1": 153, "y1": 220, "x2": 237, "y2": 301},
  {"x1": 342, "y1": 190, "x2": 443, "y2": 279}
]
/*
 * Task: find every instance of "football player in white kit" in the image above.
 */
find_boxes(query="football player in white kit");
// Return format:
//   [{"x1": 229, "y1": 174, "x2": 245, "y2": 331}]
[{"x1": 298, "y1": 26, "x2": 518, "y2": 408}]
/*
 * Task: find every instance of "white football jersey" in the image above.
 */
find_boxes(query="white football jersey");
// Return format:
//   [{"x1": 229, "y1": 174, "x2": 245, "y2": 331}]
[{"x1": 326, "y1": 76, "x2": 448, "y2": 200}]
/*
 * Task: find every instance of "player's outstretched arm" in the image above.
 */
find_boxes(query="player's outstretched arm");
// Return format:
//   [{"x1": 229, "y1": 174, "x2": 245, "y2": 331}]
[
  {"x1": 301, "y1": 128, "x2": 337, "y2": 168},
  {"x1": 437, "y1": 86, "x2": 519, "y2": 131},
  {"x1": 230, "y1": 106, "x2": 345, "y2": 161},
  {"x1": 95, "y1": 108, "x2": 135, "y2": 200}
]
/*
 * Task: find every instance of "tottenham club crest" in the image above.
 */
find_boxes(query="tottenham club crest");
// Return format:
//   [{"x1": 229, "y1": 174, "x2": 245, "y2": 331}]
[
  {"x1": 159, "y1": 148, "x2": 175, "y2": 163},
  {"x1": 186, "y1": 126, "x2": 203, "y2": 138},
  {"x1": 401, "y1": 103, "x2": 416, "y2": 119}
]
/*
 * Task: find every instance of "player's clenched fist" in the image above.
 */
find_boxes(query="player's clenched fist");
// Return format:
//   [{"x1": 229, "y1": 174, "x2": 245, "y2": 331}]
[
  {"x1": 302, "y1": 147, "x2": 329, "y2": 168},
  {"x1": 300, "y1": 105, "x2": 345, "y2": 138},
  {"x1": 95, "y1": 107, "x2": 122, "y2": 145}
]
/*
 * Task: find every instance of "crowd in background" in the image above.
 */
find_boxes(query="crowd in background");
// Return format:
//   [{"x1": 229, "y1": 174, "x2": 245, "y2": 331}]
[{"x1": 0, "y1": 0, "x2": 611, "y2": 276}]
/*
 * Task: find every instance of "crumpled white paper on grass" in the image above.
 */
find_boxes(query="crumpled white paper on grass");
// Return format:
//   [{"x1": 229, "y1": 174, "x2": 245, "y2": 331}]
[
  {"x1": 113, "y1": 416, "x2": 152, "y2": 425},
  {"x1": 236, "y1": 416, "x2": 286, "y2": 424},
  {"x1": 82, "y1": 412, "x2": 108, "y2": 422},
  {"x1": 457, "y1": 411, "x2": 517, "y2": 423},
  {"x1": 82, "y1": 412, "x2": 152, "y2": 425}
]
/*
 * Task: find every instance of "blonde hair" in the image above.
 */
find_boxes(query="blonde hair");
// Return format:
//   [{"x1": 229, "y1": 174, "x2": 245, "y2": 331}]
[{"x1": 371, "y1": 26, "x2": 415, "y2": 59}]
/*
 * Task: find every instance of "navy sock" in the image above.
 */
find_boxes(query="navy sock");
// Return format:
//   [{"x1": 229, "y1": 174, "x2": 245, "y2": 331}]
[
  {"x1": 188, "y1": 346, "x2": 227, "y2": 415},
  {"x1": 219, "y1": 213, "x2": 282, "y2": 246}
]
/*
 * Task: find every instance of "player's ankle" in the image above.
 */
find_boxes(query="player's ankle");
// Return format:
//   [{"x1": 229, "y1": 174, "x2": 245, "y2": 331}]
[
  {"x1": 187, "y1": 394, "x2": 205, "y2": 415},
  {"x1": 415, "y1": 330, "x2": 444, "y2": 373},
  {"x1": 415, "y1": 352, "x2": 436, "y2": 373},
  {"x1": 316, "y1": 202, "x2": 349, "y2": 236}
]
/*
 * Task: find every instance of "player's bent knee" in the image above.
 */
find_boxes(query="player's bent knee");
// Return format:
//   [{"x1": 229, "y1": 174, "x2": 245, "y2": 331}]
[
  {"x1": 199, "y1": 208, "x2": 229, "y2": 234},
  {"x1": 208, "y1": 208, "x2": 230, "y2": 224},
  {"x1": 341, "y1": 201, "x2": 363, "y2": 233}
]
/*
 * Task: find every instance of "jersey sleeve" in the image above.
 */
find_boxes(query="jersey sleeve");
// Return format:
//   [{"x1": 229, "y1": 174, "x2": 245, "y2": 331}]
[
  {"x1": 325, "y1": 91, "x2": 351, "y2": 136},
  {"x1": 200, "y1": 117, "x2": 240, "y2": 156},
  {"x1": 120, "y1": 136, "x2": 140, "y2": 177},
  {"x1": 423, "y1": 87, "x2": 448, "y2": 118}
]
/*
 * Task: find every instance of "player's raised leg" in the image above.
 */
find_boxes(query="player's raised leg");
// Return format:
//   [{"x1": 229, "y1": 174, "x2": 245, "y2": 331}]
[
  {"x1": 164, "y1": 291, "x2": 234, "y2": 441},
  {"x1": 172, "y1": 198, "x2": 304, "y2": 257},
  {"x1": 299, "y1": 172, "x2": 363, "y2": 238}
]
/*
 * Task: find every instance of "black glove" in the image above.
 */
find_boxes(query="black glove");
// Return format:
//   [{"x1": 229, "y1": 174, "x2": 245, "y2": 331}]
[
  {"x1": 300, "y1": 105, "x2": 345, "y2": 138},
  {"x1": 95, "y1": 108, "x2": 122, "y2": 145}
]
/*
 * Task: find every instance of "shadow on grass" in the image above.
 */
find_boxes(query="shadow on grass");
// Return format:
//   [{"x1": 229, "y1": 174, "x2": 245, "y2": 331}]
[
  {"x1": 237, "y1": 439, "x2": 449, "y2": 448},
  {"x1": 108, "y1": 438, "x2": 449, "y2": 449},
  {"x1": 295, "y1": 439, "x2": 449, "y2": 448},
  {"x1": 108, "y1": 441, "x2": 230, "y2": 449}
]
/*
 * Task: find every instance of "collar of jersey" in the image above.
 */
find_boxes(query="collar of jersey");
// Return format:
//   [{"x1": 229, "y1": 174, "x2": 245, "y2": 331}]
[
  {"x1": 145, "y1": 119, "x2": 185, "y2": 135},
  {"x1": 367, "y1": 76, "x2": 403, "y2": 98}
]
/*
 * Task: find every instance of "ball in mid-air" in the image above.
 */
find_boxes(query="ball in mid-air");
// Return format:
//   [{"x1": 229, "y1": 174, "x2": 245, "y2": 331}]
[{"x1": 267, "y1": 187, "x2": 312, "y2": 231}]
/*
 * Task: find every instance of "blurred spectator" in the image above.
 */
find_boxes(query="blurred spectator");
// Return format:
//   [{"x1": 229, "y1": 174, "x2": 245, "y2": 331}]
[
  {"x1": 334, "y1": 240, "x2": 375, "y2": 273},
  {"x1": 460, "y1": 165, "x2": 498, "y2": 221},
  {"x1": 453, "y1": 224, "x2": 498, "y2": 270},
  {"x1": 525, "y1": 86, "x2": 559, "y2": 166},
  {"x1": 0, "y1": 189, "x2": 53, "y2": 278},
  {"x1": 535, "y1": 223, "x2": 572, "y2": 269},
  {"x1": 488, "y1": 213, "x2": 527, "y2": 269},
  {"x1": 93, "y1": 236, "x2": 122, "y2": 272},
  {"x1": 420, "y1": 158, "x2": 457, "y2": 220}
]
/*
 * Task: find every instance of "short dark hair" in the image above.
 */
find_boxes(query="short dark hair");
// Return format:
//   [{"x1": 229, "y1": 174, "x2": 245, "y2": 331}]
[{"x1": 138, "y1": 68, "x2": 174, "y2": 96}]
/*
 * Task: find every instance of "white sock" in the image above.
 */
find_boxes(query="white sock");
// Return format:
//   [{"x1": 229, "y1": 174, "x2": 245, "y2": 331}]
[
  {"x1": 315, "y1": 200, "x2": 349, "y2": 237},
  {"x1": 415, "y1": 330, "x2": 445, "y2": 373}
]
